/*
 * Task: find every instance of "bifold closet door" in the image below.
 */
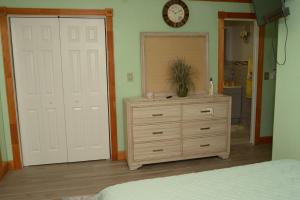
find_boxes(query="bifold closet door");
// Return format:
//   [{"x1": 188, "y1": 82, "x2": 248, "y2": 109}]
[
  {"x1": 59, "y1": 18, "x2": 110, "y2": 162},
  {"x1": 10, "y1": 18, "x2": 68, "y2": 166}
]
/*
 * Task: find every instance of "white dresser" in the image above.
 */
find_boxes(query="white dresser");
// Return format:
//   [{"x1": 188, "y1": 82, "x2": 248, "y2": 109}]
[{"x1": 124, "y1": 95, "x2": 232, "y2": 170}]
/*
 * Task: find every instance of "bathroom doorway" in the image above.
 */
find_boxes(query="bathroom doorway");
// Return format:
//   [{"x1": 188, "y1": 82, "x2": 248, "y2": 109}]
[
  {"x1": 218, "y1": 12, "x2": 266, "y2": 145},
  {"x1": 224, "y1": 20, "x2": 256, "y2": 145}
]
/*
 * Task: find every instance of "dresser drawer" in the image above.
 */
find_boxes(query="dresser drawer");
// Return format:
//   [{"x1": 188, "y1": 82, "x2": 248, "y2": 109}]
[
  {"x1": 182, "y1": 103, "x2": 228, "y2": 121},
  {"x1": 133, "y1": 123, "x2": 181, "y2": 143},
  {"x1": 182, "y1": 120, "x2": 227, "y2": 139},
  {"x1": 183, "y1": 136, "x2": 227, "y2": 156},
  {"x1": 134, "y1": 140, "x2": 181, "y2": 161},
  {"x1": 132, "y1": 105, "x2": 181, "y2": 124}
]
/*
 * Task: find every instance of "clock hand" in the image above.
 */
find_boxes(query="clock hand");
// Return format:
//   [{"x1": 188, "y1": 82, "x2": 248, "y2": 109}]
[
  {"x1": 169, "y1": 8, "x2": 176, "y2": 14},
  {"x1": 176, "y1": 10, "x2": 183, "y2": 14}
]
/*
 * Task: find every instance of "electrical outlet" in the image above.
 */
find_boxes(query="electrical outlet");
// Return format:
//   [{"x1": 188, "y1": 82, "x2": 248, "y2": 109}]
[
  {"x1": 127, "y1": 73, "x2": 133, "y2": 82},
  {"x1": 264, "y1": 72, "x2": 270, "y2": 80}
]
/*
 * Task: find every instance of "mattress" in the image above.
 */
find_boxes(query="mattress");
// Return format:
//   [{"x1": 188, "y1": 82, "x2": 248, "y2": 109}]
[{"x1": 93, "y1": 160, "x2": 300, "y2": 200}]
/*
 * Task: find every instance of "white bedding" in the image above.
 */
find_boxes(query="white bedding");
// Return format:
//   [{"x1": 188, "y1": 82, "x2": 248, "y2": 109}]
[{"x1": 93, "y1": 160, "x2": 300, "y2": 200}]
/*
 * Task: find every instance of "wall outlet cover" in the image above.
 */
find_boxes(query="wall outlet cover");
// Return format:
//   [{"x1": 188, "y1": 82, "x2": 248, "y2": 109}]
[
  {"x1": 127, "y1": 73, "x2": 134, "y2": 81},
  {"x1": 264, "y1": 72, "x2": 270, "y2": 80}
]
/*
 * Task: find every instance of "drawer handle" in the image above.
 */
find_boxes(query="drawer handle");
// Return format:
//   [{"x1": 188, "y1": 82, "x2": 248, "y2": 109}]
[
  {"x1": 200, "y1": 144, "x2": 210, "y2": 148},
  {"x1": 201, "y1": 109, "x2": 212, "y2": 113},
  {"x1": 152, "y1": 114, "x2": 163, "y2": 117},
  {"x1": 200, "y1": 127, "x2": 211, "y2": 131},
  {"x1": 152, "y1": 131, "x2": 164, "y2": 135},
  {"x1": 153, "y1": 149, "x2": 164, "y2": 152}
]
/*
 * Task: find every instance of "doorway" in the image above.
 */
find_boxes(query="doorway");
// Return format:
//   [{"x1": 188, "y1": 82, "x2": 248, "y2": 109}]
[
  {"x1": 223, "y1": 20, "x2": 257, "y2": 145},
  {"x1": 218, "y1": 12, "x2": 265, "y2": 145}
]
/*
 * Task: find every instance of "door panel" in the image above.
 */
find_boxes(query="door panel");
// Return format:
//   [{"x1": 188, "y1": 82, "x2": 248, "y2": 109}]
[
  {"x1": 87, "y1": 106, "x2": 103, "y2": 147},
  {"x1": 25, "y1": 110, "x2": 42, "y2": 152},
  {"x1": 69, "y1": 50, "x2": 82, "y2": 93},
  {"x1": 10, "y1": 18, "x2": 68, "y2": 166},
  {"x1": 45, "y1": 108, "x2": 60, "y2": 150},
  {"x1": 60, "y1": 18, "x2": 110, "y2": 162},
  {"x1": 69, "y1": 107, "x2": 85, "y2": 149}
]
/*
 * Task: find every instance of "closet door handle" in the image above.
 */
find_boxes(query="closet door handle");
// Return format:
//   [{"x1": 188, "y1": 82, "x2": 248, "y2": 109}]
[
  {"x1": 152, "y1": 114, "x2": 163, "y2": 117},
  {"x1": 200, "y1": 127, "x2": 211, "y2": 131},
  {"x1": 152, "y1": 131, "x2": 163, "y2": 135},
  {"x1": 200, "y1": 144, "x2": 210, "y2": 148}
]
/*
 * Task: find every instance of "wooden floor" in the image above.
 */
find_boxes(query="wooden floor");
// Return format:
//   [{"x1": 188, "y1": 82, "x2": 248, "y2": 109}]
[
  {"x1": 231, "y1": 124, "x2": 251, "y2": 145},
  {"x1": 0, "y1": 143, "x2": 272, "y2": 200}
]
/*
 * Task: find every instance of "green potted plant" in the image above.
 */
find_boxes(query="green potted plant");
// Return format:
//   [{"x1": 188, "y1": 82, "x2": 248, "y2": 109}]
[{"x1": 171, "y1": 59, "x2": 193, "y2": 97}]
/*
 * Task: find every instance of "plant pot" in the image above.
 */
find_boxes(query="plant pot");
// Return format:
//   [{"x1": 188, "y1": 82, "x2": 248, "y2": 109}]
[{"x1": 177, "y1": 86, "x2": 189, "y2": 97}]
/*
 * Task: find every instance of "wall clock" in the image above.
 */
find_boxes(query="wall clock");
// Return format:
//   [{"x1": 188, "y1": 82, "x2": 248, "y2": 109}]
[{"x1": 163, "y1": 0, "x2": 189, "y2": 28}]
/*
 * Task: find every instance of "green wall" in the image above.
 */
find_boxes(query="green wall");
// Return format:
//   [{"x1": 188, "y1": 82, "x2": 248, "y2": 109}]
[
  {"x1": 0, "y1": 0, "x2": 252, "y2": 160},
  {"x1": 0, "y1": 91, "x2": 8, "y2": 162},
  {"x1": 0, "y1": 0, "x2": 276, "y2": 161},
  {"x1": 260, "y1": 22, "x2": 277, "y2": 137},
  {"x1": 273, "y1": 0, "x2": 300, "y2": 160},
  {"x1": 0, "y1": 35, "x2": 11, "y2": 161}
]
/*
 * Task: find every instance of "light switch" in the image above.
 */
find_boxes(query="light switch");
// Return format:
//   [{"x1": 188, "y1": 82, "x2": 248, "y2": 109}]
[{"x1": 127, "y1": 73, "x2": 134, "y2": 82}]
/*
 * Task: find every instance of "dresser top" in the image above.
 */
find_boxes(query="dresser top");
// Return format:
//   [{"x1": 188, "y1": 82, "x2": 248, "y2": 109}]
[{"x1": 124, "y1": 95, "x2": 231, "y2": 106}]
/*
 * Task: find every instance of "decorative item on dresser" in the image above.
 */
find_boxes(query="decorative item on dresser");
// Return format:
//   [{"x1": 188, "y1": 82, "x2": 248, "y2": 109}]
[
  {"x1": 170, "y1": 59, "x2": 193, "y2": 97},
  {"x1": 124, "y1": 95, "x2": 231, "y2": 170}
]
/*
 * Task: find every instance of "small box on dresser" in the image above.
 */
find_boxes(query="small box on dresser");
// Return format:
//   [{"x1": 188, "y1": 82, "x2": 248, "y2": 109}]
[{"x1": 124, "y1": 95, "x2": 232, "y2": 170}]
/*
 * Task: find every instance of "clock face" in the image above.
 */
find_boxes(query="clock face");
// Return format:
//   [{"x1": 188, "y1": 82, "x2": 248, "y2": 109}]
[
  {"x1": 163, "y1": 0, "x2": 189, "y2": 28},
  {"x1": 167, "y1": 4, "x2": 185, "y2": 23}
]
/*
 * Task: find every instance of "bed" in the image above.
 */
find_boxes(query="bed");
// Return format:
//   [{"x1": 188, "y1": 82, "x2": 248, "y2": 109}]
[{"x1": 93, "y1": 160, "x2": 300, "y2": 200}]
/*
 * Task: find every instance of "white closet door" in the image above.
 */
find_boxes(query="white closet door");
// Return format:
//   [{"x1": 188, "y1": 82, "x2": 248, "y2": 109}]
[
  {"x1": 10, "y1": 18, "x2": 68, "y2": 166},
  {"x1": 59, "y1": 18, "x2": 110, "y2": 162}
]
